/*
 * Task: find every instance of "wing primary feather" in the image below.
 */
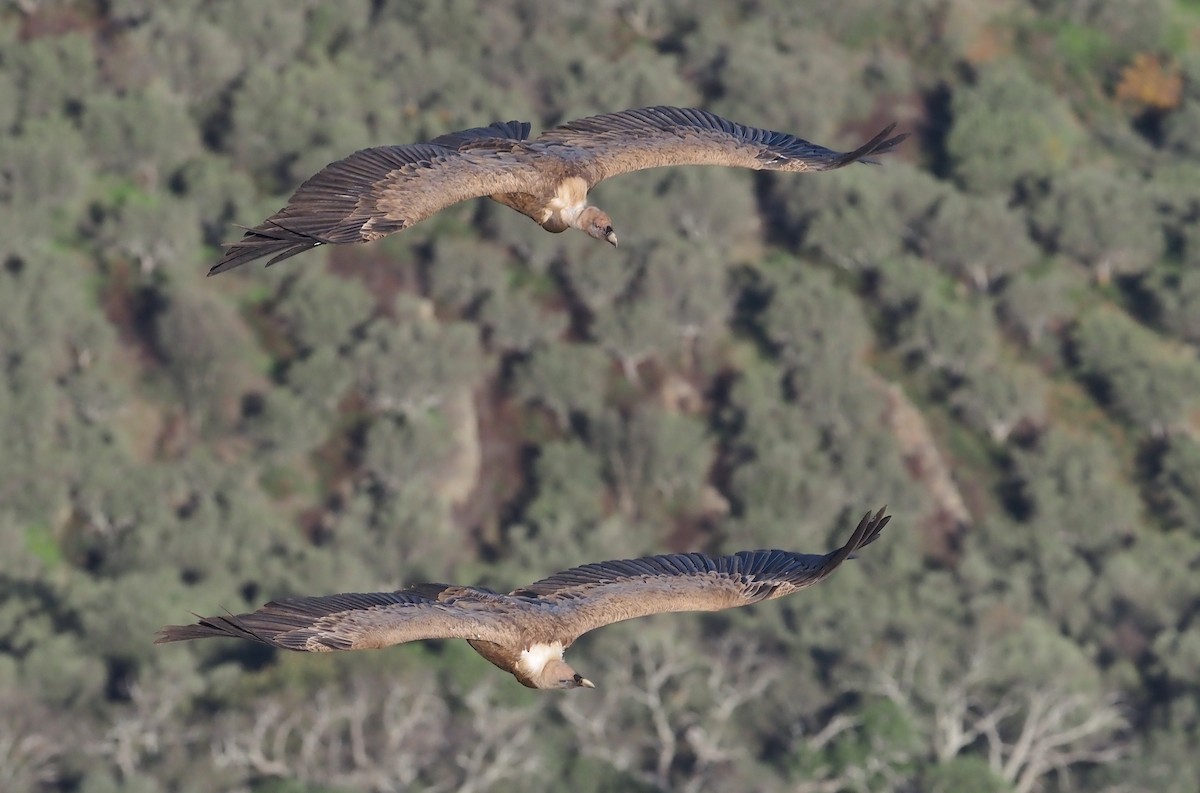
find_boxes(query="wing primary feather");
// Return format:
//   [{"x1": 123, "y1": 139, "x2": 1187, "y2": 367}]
[
  {"x1": 803, "y1": 506, "x2": 890, "y2": 584},
  {"x1": 430, "y1": 120, "x2": 532, "y2": 149},
  {"x1": 827, "y1": 124, "x2": 909, "y2": 168},
  {"x1": 210, "y1": 221, "x2": 327, "y2": 276}
]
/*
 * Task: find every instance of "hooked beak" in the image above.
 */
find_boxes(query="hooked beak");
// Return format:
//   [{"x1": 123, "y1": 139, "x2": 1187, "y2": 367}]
[
  {"x1": 604, "y1": 230, "x2": 618, "y2": 247},
  {"x1": 578, "y1": 677, "x2": 595, "y2": 689}
]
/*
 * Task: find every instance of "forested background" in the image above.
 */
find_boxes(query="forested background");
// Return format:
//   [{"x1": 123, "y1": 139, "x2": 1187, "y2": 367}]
[{"x1": 2, "y1": 0, "x2": 1199, "y2": 791}]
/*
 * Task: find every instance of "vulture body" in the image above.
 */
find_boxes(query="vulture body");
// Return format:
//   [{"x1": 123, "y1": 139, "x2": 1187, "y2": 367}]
[
  {"x1": 157, "y1": 507, "x2": 889, "y2": 690},
  {"x1": 210, "y1": 107, "x2": 908, "y2": 275}
]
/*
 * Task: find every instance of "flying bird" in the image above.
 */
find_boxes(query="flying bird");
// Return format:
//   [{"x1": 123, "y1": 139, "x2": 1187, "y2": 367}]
[
  {"x1": 209, "y1": 106, "x2": 908, "y2": 275},
  {"x1": 156, "y1": 507, "x2": 889, "y2": 690}
]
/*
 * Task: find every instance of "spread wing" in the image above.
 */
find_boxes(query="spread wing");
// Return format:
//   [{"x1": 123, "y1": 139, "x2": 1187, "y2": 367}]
[
  {"x1": 513, "y1": 506, "x2": 890, "y2": 643},
  {"x1": 155, "y1": 584, "x2": 520, "y2": 652},
  {"x1": 534, "y1": 106, "x2": 908, "y2": 187},
  {"x1": 210, "y1": 120, "x2": 542, "y2": 276}
]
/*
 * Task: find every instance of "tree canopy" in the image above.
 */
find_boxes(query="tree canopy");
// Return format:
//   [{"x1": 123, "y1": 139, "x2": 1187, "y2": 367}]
[{"x1": 2, "y1": 1, "x2": 1199, "y2": 791}]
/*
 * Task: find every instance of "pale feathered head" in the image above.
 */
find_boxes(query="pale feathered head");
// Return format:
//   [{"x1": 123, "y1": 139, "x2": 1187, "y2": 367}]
[
  {"x1": 578, "y1": 207, "x2": 618, "y2": 247},
  {"x1": 534, "y1": 658, "x2": 595, "y2": 690}
]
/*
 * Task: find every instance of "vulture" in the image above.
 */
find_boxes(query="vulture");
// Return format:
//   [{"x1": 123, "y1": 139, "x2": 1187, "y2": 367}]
[
  {"x1": 210, "y1": 106, "x2": 908, "y2": 275},
  {"x1": 156, "y1": 507, "x2": 889, "y2": 690}
]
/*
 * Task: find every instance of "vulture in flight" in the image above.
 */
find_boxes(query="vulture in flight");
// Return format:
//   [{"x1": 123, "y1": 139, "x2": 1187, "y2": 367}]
[
  {"x1": 210, "y1": 106, "x2": 908, "y2": 275},
  {"x1": 157, "y1": 507, "x2": 889, "y2": 690}
]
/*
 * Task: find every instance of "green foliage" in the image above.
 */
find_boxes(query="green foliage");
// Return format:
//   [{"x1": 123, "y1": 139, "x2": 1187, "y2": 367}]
[
  {"x1": 888, "y1": 274, "x2": 1000, "y2": 379},
  {"x1": 760, "y1": 259, "x2": 872, "y2": 371},
  {"x1": 1163, "y1": 55, "x2": 1200, "y2": 157},
  {"x1": 1032, "y1": 167, "x2": 1163, "y2": 278},
  {"x1": 353, "y1": 296, "x2": 485, "y2": 415},
  {"x1": 1149, "y1": 435, "x2": 1200, "y2": 529},
  {"x1": 81, "y1": 83, "x2": 202, "y2": 178},
  {"x1": 1147, "y1": 266, "x2": 1200, "y2": 345},
  {"x1": 0, "y1": 117, "x2": 92, "y2": 238},
  {"x1": 525, "y1": 440, "x2": 608, "y2": 534},
  {"x1": 783, "y1": 163, "x2": 947, "y2": 270},
  {"x1": 1034, "y1": 0, "x2": 1172, "y2": 59},
  {"x1": 923, "y1": 755, "x2": 1011, "y2": 793},
  {"x1": 227, "y1": 58, "x2": 400, "y2": 189},
  {"x1": 594, "y1": 405, "x2": 713, "y2": 521},
  {"x1": 951, "y1": 359, "x2": 1048, "y2": 442},
  {"x1": 426, "y1": 236, "x2": 510, "y2": 315},
  {"x1": 998, "y1": 263, "x2": 1089, "y2": 348},
  {"x1": 274, "y1": 270, "x2": 376, "y2": 353},
  {"x1": 2, "y1": 3, "x2": 1195, "y2": 791},
  {"x1": 1072, "y1": 306, "x2": 1200, "y2": 434},
  {"x1": 1010, "y1": 427, "x2": 1141, "y2": 557},
  {"x1": 154, "y1": 285, "x2": 257, "y2": 433},
  {"x1": 947, "y1": 61, "x2": 1082, "y2": 193},
  {"x1": 363, "y1": 412, "x2": 459, "y2": 498},
  {"x1": 20, "y1": 633, "x2": 108, "y2": 708},
  {"x1": 171, "y1": 153, "x2": 261, "y2": 245},
  {"x1": 709, "y1": 25, "x2": 868, "y2": 143},
  {"x1": 8, "y1": 31, "x2": 98, "y2": 124},
  {"x1": 511, "y1": 342, "x2": 610, "y2": 426},
  {"x1": 918, "y1": 193, "x2": 1038, "y2": 290},
  {"x1": 23, "y1": 523, "x2": 61, "y2": 568}
]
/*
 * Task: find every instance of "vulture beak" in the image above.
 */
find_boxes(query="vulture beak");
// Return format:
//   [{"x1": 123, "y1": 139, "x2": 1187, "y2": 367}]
[
  {"x1": 604, "y1": 229, "x2": 618, "y2": 247},
  {"x1": 579, "y1": 677, "x2": 596, "y2": 689}
]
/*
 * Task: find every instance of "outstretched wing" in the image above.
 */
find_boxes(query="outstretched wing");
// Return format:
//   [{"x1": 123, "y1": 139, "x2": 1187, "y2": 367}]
[
  {"x1": 515, "y1": 507, "x2": 890, "y2": 643},
  {"x1": 535, "y1": 106, "x2": 908, "y2": 187},
  {"x1": 210, "y1": 120, "x2": 542, "y2": 276},
  {"x1": 155, "y1": 584, "x2": 519, "y2": 652}
]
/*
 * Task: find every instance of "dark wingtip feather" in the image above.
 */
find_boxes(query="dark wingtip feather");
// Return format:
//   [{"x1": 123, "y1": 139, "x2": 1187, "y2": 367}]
[
  {"x1": 154, "y1": 625, "x2": 205, "y2": 644},
  {"x1": 830, "y1": 124, "x2": 909, "y2": 169},
  {"x1": 430, "y1": 119, "x2": 533, "y2": 149},
  {"x1": 154, "y1": 613, "x2": 257, "y2": 644},
  {"x1": 812, "y1": 506, "x2": 891, "y2": 580},
  {"x1": 854, "y1": 506, "x2": 892, "y2": 549},
  {"x1": 208, "y1": 224, "x2": 325, "y2": 276}
]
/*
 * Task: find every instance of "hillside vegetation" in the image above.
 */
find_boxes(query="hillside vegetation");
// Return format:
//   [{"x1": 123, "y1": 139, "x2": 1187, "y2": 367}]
[{"x1": 2, "y1": 1, "x2": 1199, "y2": 791}]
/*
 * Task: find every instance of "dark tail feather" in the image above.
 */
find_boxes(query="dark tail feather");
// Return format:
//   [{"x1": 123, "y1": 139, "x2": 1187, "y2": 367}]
[
  {"x1": 830, "y1": 123, "x2": 909, "y2": 169},
  {"x1": 208, "y1": 222, "x2": 327, "y2": 276}
]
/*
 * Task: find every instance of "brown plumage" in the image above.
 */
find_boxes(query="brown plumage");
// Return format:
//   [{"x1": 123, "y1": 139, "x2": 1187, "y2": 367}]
[
  {"x1": 156, "y1": 507, "x2": 889, "y2": 690},
  {"x1": 209, "y1": 107, "x2": 909, "y2": 275}
]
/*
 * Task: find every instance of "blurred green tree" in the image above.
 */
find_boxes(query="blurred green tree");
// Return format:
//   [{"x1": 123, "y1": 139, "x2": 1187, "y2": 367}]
[
  {"x1": 1031, "y1": 167, "x2": 1163, "y2": 282},
  {"x1": 947, "y1": 61, "x2": 1082, "y2": 193}
]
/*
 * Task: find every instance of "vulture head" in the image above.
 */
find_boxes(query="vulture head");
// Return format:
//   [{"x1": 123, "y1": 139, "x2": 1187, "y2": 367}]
[
  {"x1": 578, "y1": 206, "x2": 618, "y2": 247},
  {"x1": 541, "y1": 659, "x2": 596, "y2": 690},
  {"x1": 517, "y1": 643, "x2": 596, "y2": 690}
]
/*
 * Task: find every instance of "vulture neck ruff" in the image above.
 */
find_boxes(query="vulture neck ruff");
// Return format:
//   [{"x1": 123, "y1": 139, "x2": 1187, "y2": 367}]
[
  {"x1": 541, "y1": 176, "x2": 590, "y2": 231},
  {"x1": 517, "y1": 641, "x2": 566, "y2": 683}
]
